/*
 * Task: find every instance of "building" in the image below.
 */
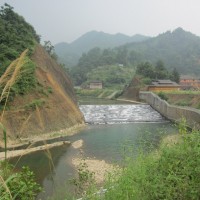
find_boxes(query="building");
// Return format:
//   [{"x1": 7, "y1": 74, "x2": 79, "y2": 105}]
[
  {"x1": 180, "y1": 76, "x2": 200, "y2": 90},
  {"x1": 89, "y1": 81, "x2": 103, "y2": 89},
  {"x1": 148, "y1": 80, "x2": 180, "y2": 92}
]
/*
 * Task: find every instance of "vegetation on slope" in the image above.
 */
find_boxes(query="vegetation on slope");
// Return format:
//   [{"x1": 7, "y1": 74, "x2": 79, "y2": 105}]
[
  {"x1": 0, "y1": 4, "x2": 40, "y2": 75},
  {"x1": 86, "y1": 65, "x2": 134, "y2": 89},
  {"x1": 70, "y1": 47, "x2": 135, "y2": 86},
  {"x1": 0, "y1": 4, "x2": 40, "y2": 105}
]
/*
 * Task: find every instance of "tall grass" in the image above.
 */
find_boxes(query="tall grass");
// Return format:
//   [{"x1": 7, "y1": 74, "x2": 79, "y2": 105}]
[
  {"x1": 0, "y1": 50, "x2": 42, "y2": 199},
  {"x1": 0, "y1": 49, "x2": 29, "y2": 120},
  {"x1": 0, "y1": 122, "x2": 7, "y2": 160}
]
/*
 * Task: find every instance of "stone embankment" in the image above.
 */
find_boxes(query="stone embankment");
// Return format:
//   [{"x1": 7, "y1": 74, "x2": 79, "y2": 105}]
[{"x1": 139, "y1": 91, "x2": 200, "y2": 129}]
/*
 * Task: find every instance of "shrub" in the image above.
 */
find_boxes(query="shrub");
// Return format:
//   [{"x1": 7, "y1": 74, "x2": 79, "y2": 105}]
[
  {"x1": 25, "y1": 99, "x2": 45, "y2": 110},
  {"x1": 102, "y1": 130, "x2": 200, "y2": 200},
  {"x1": 0, "y1": 161, "x2": 42, "y2": 200},
  {"x1": 11, "y1": 56, "x2": 36, "y2": 95},
  {"x1": 157, "y1": 91, "x2": 168, "y2": 101},
  {"x1": 175, "y1": 100, "x2": 191, "y2": 107}
]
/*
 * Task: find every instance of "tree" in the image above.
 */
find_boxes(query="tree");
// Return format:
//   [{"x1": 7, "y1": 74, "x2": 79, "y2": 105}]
[
  {"x1": 155, "y1": 60, "x2": 168, "y2": 79},
  {"x1": 116, "y1": 47, "x2": 128, "y2": 65},
  {"x1": 136, "y1": 62, "x2": 155, "y2": 79},
  {"x1": 170, "y1": 68, "x2": 180, "y2": 83},
  {"x1": 43, "y1": 41, "x2": 54, "y2": 55}
]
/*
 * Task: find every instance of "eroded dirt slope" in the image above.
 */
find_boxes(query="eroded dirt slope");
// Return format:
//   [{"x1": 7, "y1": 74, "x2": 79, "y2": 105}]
[{"x1": 1, "y1": 45, "x2": 84, "y2": 141}]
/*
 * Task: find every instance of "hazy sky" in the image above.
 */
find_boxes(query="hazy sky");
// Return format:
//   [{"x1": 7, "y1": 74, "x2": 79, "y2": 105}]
[{"x1": 1, "y1": 0, "x2": 200, "y2": 45}]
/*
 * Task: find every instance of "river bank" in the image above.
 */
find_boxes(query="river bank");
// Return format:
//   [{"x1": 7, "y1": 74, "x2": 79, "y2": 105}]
[
  {"x1": 71, "y1": 139, "x2": 117, "y2": 184},
  {"x1": 0, "y1": 123, "x2": 86, "y2": 160}
]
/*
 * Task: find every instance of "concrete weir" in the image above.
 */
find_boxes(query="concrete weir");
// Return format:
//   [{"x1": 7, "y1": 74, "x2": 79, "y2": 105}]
[{"x1": 139, "y1": 91, "x2": 200, "y2": 130}]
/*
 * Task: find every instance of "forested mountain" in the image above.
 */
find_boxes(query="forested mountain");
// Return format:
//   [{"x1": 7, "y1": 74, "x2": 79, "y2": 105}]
[
  {"x1": 123, "y1": 28, "x2": 200, "y2": 75},
  {"x1": 71, "y1": 28, "x2": 200, "y2": 86},
  {"x1": 55, "y1": 31, "x2": 149, "y2": 67}
]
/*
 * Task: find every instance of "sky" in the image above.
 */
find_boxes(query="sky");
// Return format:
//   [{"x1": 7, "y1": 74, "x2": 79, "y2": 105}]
[{"x1": 1, "y1": 0, "x2": 200, "y2": 45}]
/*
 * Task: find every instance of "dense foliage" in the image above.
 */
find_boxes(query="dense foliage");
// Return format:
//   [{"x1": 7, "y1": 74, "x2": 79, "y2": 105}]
[
  {"x1": 0, "y1": 4, "x2": 40, "y2": 104},
  {"x1": 86, "y1": 65, "x2": 134, "y2": 88},
  {"x1": 124, "y1": 28, "x2": 200, "y2": 75},
  {"x1": 0, "y1": 161, "x2": 42, "y2": 200},
  {"x1": 70, "y1": 47, "x2": 134, "y2": 86},
  {"x1": 0, "y1": 3, "x2": 40, "y2": 75},
  {"x1": 135, "y1": 61, "x2": 180, "y2": 83}
]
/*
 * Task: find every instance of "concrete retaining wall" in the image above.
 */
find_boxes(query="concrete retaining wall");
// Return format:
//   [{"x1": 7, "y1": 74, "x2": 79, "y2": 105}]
[{"x1": 139, "y1": 92, "x2": 200, "y2": 130}]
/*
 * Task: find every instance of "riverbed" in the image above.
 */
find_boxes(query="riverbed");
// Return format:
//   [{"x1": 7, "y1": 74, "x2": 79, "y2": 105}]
[{"x1": 10, "y1": 100, "x2": 177, "y2": 199}]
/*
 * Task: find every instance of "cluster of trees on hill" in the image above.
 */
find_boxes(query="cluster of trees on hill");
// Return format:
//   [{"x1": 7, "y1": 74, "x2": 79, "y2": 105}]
[
  {"x1": 136, "y1": 60, "x2": 180, "y2": 84},
  {"x1": 0, "y1": 3, "x2": 40, "y2": 75},
  {"x1": 70, "y1": 45, "x2": 181, "y2": 87},
  {"x1": 70, "y1": 46, "x2": 132, "y2": 85},
  {"x1": 0, "y1": 4, "x2": 40, "y2": 103}
]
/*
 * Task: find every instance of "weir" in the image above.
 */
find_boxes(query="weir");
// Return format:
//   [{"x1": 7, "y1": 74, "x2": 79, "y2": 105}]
[{"x1": 80, "y1": 104, "x2": 166, "y2": 124}]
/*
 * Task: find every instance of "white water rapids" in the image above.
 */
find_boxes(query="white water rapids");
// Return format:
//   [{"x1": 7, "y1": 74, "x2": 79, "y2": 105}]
[{"x1": 80, "y1": 104, "x2": 166, "y2": 124}]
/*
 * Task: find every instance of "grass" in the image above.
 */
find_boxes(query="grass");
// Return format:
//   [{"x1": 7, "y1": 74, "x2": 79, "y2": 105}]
[{"x1": 24, "y1": 98, "x2": 46, "y2": 111}]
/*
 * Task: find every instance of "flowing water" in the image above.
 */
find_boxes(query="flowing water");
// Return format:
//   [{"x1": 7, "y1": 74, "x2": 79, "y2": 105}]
[{"x1": 10, "y1": 101, "x2": 177, "y2": 199}]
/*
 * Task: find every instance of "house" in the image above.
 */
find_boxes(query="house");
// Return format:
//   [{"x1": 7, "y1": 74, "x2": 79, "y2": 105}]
[
  {"x1": 148, "y1": 80, "x2": 180, "y2": 92},
  {"x1": 89, "y1": 81, "x2": 103, "y2": 89},
  {"x1": 179, "y1": 75, "x2": 200, "y2": 90}
]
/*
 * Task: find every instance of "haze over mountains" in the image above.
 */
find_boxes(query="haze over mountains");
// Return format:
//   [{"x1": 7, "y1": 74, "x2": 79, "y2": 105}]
[
  {"x1": 123, "y1": 27, "x2": 200, "y2": 75},
  {"x1": 56, "y1": 28, "x2": 200, "y2": 76},
  {"x1": 55, "y1": 31, "x2": 150, "y2": 67}
]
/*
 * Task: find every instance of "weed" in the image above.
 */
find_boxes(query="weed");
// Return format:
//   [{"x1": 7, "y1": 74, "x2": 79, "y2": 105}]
[
  {"x1": 25, "y1": 99, "x2": 45, "y2": 110},
  {"x1": 47, "y1": 86, "x2": 53, "y2": 94},
  {"x1": 157, "y1": 91, "x2": 168, "y2": 101},
  {"x1": 70, "y1": 159, "x2": 97, "y2": 199},
  {"x1": 175, "y1": 100, "x2": 191, "y2": 107},
  {"x1": 0, "y1": 51, "x2": 42, "y2": 199},
  {"x1": 0, "y1": 162, "x2": 42, "y2": 200},
  {"x1": 0, "y1": 122, "x2": 7, "y2": 160}
]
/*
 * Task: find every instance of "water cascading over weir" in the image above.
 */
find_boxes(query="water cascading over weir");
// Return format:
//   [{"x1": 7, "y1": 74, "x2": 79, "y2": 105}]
[{"x1": 80, "y1": 104, "x2": 166, "y2": 124}]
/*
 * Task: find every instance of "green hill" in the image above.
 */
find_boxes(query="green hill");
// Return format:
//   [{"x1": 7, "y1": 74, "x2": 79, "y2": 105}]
[
  {"x1": 70, "y1": 28, "x2": 200, "y2": 87},
  {"x1": 55, "y1": 31, "x2": 149, "y2": 67},
  {"x1": 124, "y1": 27, "x2": 200, "y2": 75}
]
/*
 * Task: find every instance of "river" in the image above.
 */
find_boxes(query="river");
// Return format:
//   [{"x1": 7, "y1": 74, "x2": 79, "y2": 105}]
[{"x1": 10, "y1": 100, "x2": 177, "y2": 199}]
